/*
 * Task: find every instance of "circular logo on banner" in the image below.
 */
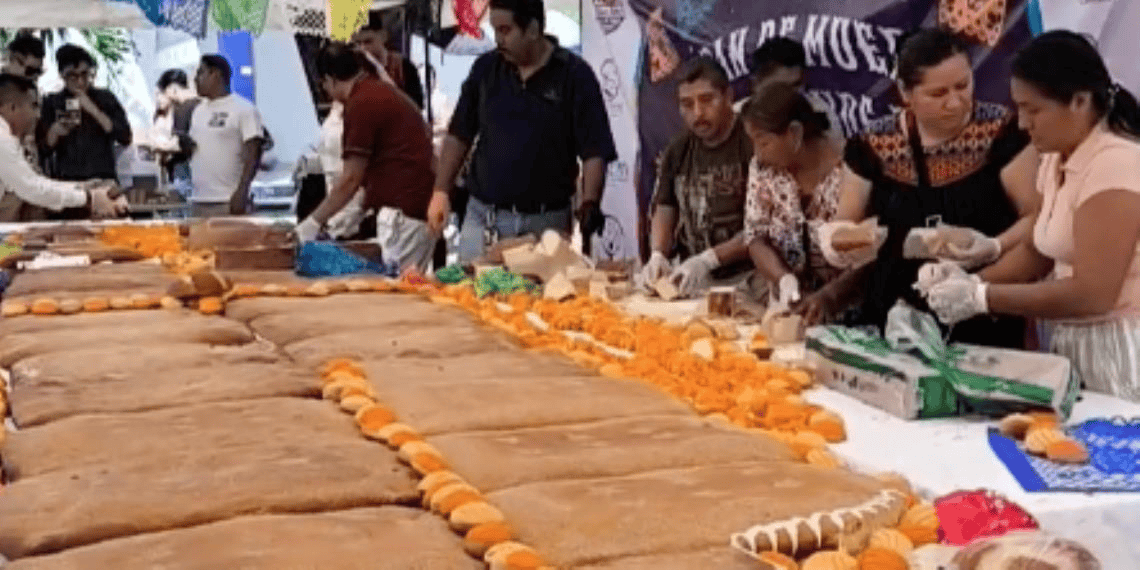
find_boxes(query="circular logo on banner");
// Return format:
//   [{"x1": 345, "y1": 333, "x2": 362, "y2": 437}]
[
  {"x1": 600, "y1": 59, "x2": 623, "y2": 117},
  {"x1": 593, "y1": 0, "x2": 626, "y2": 35},
  {"x1": 598, "y1": 214, "x2": 631, "y2": 260}
]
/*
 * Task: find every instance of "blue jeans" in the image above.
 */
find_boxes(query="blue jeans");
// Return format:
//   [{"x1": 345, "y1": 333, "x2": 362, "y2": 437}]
[{"x1": 457, "y1": 196, "x2": 572, "y2": 263}]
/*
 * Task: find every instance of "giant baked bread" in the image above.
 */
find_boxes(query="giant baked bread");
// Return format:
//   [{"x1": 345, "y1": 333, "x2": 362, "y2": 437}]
[{"x1": 4, "y1": 507, "x2": 480, "y2": 570}]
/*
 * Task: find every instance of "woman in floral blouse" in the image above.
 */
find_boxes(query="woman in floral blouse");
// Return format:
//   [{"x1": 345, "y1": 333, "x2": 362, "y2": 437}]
[{"x1": 741, "y1": 82, "x2": 845, "y2": 324}]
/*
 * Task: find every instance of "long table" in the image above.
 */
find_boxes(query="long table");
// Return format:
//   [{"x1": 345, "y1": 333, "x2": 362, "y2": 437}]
[{"x1": 619, "y1": 294, "x2": 1139, "y2": 568}]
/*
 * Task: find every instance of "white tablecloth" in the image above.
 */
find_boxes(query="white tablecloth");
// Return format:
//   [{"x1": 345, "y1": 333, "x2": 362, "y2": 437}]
[{"x1": 806, "y1": 387, "x2": 1140, "y2": 569}]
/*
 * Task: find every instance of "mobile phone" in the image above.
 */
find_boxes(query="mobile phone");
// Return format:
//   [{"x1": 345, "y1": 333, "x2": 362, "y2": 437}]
[{"x1": 64, "y1": 98, "x2": 81, "y2": 123}]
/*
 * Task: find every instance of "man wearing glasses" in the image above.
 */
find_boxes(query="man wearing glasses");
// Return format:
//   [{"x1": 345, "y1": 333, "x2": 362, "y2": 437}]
[
  {"x1": 0, "y1": 34, "x2": 48, "y2": 222},
  {"x1": 39, "y1": 44, "x2": 132, "y2": 219}
]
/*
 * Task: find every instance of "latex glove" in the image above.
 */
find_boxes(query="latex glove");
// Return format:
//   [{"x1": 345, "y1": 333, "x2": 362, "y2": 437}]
[
  {"x1": 914, "y1": 260, "x2": 975, "y2": 296},
  {"x1": 945, "y1": 229, "x2": 1002, "y2": 270},
  {"x1": 640, "y1": 250, "x2": 672, "y2": 284},
  {"x1": 817, "y1": 220, "x2": 886, "y2": 268},
  {"x1": 671, "y1": 248, "x2": 719, "y2": 296},
  {"x1": 776, "y1": 273, "x2": 801, "y2": 308},
  {"x1": 927, "y1": 274, "x2": 989, "y2": 325},
  {"x1": 294, "y1": 217, "x2": 322, "y2": 243}
]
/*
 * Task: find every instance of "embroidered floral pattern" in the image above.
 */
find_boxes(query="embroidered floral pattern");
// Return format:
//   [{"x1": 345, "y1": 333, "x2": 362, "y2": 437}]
[
  {"x1": 744, "y1": 158, "x2": 843, "y2": 288},
  {"x1": 863, "y1": 102, "x2": 1013, "y2": 188}
]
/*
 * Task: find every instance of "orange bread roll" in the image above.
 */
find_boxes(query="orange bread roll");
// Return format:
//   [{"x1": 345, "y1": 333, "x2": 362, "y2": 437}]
[
  {"x1": 1045, "y1": 439, "x2": 1089, "y2": 464},
  {"x1": 856, "y1": 546, "x2": 907, "y2": 570},
  {"x1": 808, "y1": 411, "x2": 848, "y2": 443},
  {"x1": 464, "y1": 522, "x2": 513, "y2": 558},
  {"x1": 1, "y1": 301, "x2": 30, "y2": 317},
  {"x1": 82, "y1": 297, "x2": 110, "y2": 312},
  {"x1": 109, "y1": 296, "x2": 133, "y2": 310},
  {"x1": 197, "y1": 296, "x2": 223, "y2": 315},
  {"x1": 397, "y1": 441, "x2": 443, "y2": 463},
  {"x1": 376, "y1": 423, "x2": 421, "y2": 447},
  {"x1": 159, "y1": 296, "x2": 183, "y2": 310},
  {"x1": 867, "y1": 528, "x2": 913, "y2": 556},
  {"x1": 436, "y1": 489, "x2": 483, "y2": 516},
  {"x1": 418, "y1": 471, "x2": 464, "y2": 499},
  {"x1": 801, "y1": 550, "x2": 857, "y2": 570},
  {"x1": 429, "y1": 482, "x2": 480, "y2": 513},
  {"x1": 411, "y1": 452, "x2": 449, "y2": 475},
  {"x1": 355, "y1": 405, "x2": 396, "y2": 436},
  {"x1": 30, "y1": 298, "x2": 60, "y2": 316},
  {"x1": 304, "y1": 282, "x2": 331, "y2": 297},
  {"x1": 1024, "y1": 428, "x2": 1066, "y2": 455},
  {"x1": 999, "y1": 413, "x2": 1034, "y2": 440},
  {"x1": 756, "y1": 551, "x2": 799, "y2": 570}
]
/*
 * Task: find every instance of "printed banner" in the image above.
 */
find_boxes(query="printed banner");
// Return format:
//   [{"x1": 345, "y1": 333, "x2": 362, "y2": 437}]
[
  {"x1": 624, "y1": 0, "x2": 1036, "y2": 256},
  {"x1": 582, "y1": 0, "x2": 643, "y2": 261}
]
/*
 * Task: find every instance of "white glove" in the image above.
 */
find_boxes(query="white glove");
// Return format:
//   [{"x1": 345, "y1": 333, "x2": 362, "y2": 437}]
[
  {"x1": 927, "y1": 274, "x2": 989, "y2": 325},
  {"x1": 640, "y1": 250, "x2": 672, "y2": 284},
  {"x1": 671, "y1": 248, "x2": 719, "y2": 296},
  {"x1": 325, "y1": 192, "x2": 367, "y2": 239},
  {"x1": 946, "y1": 230, "x2": 1002, "y2": 270},
  {"x1": 914, "y1": 260, "x2": 974, "y2": 296},
  {"x1": 777, "y1": 273, "x2": 801, "y2": 307},
  {"x1": 295, "y1": 217, "x2": 322, "y2": 243}
]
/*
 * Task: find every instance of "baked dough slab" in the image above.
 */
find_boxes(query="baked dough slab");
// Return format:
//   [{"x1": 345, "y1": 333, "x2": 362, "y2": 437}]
[
  {"x1": 487, "y1": 461, "x2": 888, "y2": 567},
  {"x1": 374, "y1": 375, "x2": 690, "y2": 435},
  {"x1": 283, "y1": 324, "x2": 514, "y2": 368},
  {"x1": 5, "y1": 507, "x2": 481, "y2": 570},
  {"x1": 0, "y1": 315, "x2": 254, "y2": 367},
  {"x1": 362, "y1": 352, "x2": 589, "y2": 386},
  {"x1": 3, "y1": 262, "x2": 173, "y2": 297},
  {"x1": 428, "y1": 415, "x2": 793, "y2": 492},
  {"x1": 7, "y1": 344, "x2": 316, "y2": 427},
  {"x1": 576, "y1": 547, "x2": 764, "y2": 570},
  {"x1": 0, "y1": 309, "x2": 196, "y2": 340},
  {"x1": 250, "y1": 305, "x2": 476, "y2": 346},
  {"x1": 2, "y1": 398, "x2": 359, "y2": 480},
  {"x1": 0, "y1": 435, "x2": 419, "y2": 559},
  {"x1": 224, "y1": 293, "x2": 433, "y2": 323}
]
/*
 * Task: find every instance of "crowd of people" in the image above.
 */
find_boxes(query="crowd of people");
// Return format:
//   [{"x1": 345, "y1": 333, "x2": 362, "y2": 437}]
[{"x1": 1, "y1": 0, "x2": 1138, "y2": 402}]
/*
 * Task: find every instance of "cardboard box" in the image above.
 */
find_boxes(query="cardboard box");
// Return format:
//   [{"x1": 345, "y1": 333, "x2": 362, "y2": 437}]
[{"x1": 805, "y1": 305, "x2": 1081, "y2": 420}]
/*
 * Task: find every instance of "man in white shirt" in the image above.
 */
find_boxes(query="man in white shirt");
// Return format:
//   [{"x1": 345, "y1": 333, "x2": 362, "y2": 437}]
[
  {"x1": 0, "y1": 73, "x2": 125, "y2": 219},
  {"x1": 0, "y1": 34, "x2": 48, "y2": 222},
  {"x1": 187, "y1": 54, "x2": 264, "y2": 217}
]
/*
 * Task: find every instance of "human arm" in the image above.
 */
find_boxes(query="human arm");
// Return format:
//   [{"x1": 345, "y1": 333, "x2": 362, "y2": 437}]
[
  {"x1": 0, "y1": 130, "x2": 88, "y2": 211},
  {"x1": 977, "y1": 239, "x2": 1054, "y2": 285},
  {"x1": 40, "y1": 96, "x2": 76, "y2": 150},
  {"x1": 572, "y1": 61, "x2": 617, "y2": 211},
  {"x1": 984, "y1": 189, "x2": 1140, "y2": 319},
  {"x1": 306, "y1": 156, "x2": 368, "y2": 228},
  {"x1": 230, "y1": 138, "x2": 264, "y2": 215}
]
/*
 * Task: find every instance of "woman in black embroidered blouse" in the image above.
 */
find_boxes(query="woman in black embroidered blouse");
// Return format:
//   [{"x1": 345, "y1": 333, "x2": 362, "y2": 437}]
[{"x1": 826, "y1": 28, "x2": 1040, "y2": 347}]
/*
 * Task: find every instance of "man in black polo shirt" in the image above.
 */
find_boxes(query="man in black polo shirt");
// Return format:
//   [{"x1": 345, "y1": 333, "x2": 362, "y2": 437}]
[{"x1": 428, "y1": 0, "x2": 617, "y2": 263}]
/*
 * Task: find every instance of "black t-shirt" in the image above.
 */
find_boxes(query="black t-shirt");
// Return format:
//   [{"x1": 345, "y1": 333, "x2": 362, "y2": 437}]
[
  {"x1": 448, "y1": 41, "x2": 617, "y2": 209},
  {"x1": 40, "y1": 88, "x2": 132, "y2": 181},
  {"x1": 845, "y1": 101, "x2": 1029, "y2": 346}
]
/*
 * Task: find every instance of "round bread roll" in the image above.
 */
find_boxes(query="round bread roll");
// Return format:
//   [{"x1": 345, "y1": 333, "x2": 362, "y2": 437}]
[
  {"x1": 418, "y1": 470, "x2": 464, "y2": 497},
  {"x1": 755, "y1": 551, "x2": 798, "y2": 570},
  {"x1": 1025, "y1": 427, "x2": 1067, "y2": 455},
  {"x1": 355, "y1": 405, "x2": 396, "y2": 437},
  {"x1": 197, "y1": 297, "x2": 223, "y2": 315},
  {"x1": 82, "y1": 297, "x2": 110, "y2": 312},
  {"x1": 30, "y1": 298, "x2": 60, "y2": 316},
  {"x1": 451, "y1": 503, "x2": 507, "y2": 534},
  {"x1": 808, "y1": 411, "x2": 847, "y2": 443},
  {"x1": 486, "y1": 542, "x2": 543, "y2": 570},
  {"x1": 284, "y1": 284, "x2": 307, "y2": 297},
  {"x1": 58, "y1": 298, "x2": 83, "y2": 315},
  {"x1": 411, "y1": 452, "x2": 450, "y2": 475},
  {"x1": 801, "y1": 550, "x2": 856, "y2": 570},
  {"x1": 429, "y1": 482, "x2": 481, "y2": 514},
  {"x1": 1045, "y1": 439, "x2": 1090, "y2": 464},
  {"x1": 129, "y1": 293, "x2": 158, "y2": 310},
  {"x1": 339, "y1": 394, "x2": 374, "y2": 414},
  {"x1": 868, "y1": 528, "x2": 913, "y2": 555},
  {"x1": 260, "y1": 283, "x2": 287, "y2": 296},
  {"x1": 999, "y1": 413, "x2": 1035, "y2": 440},
  {"x1": 321, "y1": 378, "x2": 370, "y2": 401},
  {"x1": 376, "y1": 423, "x2": 421, "y2": 448},
  {"x1": 326, "y1": 281, "x2": 350, "y2": 294},
  {"x1": 856, "y1": 546, "x2": 907, "y2": 570},
  {"x1": 304, "y1": 282, "x2": 331, "y2": 297},
  {"x1": 345, "y1": 279, "x2": 371, "y2": 292},
  {"x1": 464, "y1": 522, "x2": 513, "y2": 558},
  {"x1": 435, "y1": 489, "x2": 484, "y2": 516},
  {"x1": 397, "y1": 441, "x2": 444, "y2": 464},
  {"x1": 229, "y1": 284, "x2": 261, "y2": 298},
  {"x1": 1, "y1": 301, "x2": 30, "y2": 317},
  {"x1": 109, "y1": 296, "x2": 133, "y2": 310},
  {"x1": 159, "y1": 296, "x2": 183, "y2": 310}
]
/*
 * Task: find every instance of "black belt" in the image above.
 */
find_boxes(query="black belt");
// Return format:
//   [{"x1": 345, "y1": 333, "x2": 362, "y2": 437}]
[{"x1": 477, "y1": 195, "x2": 571, "y2": 215}]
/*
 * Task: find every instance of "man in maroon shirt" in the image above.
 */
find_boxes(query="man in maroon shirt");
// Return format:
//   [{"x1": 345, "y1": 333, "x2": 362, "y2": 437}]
[{"x1": 297, "y1": 43, "x2": 445, "y2": 272}]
